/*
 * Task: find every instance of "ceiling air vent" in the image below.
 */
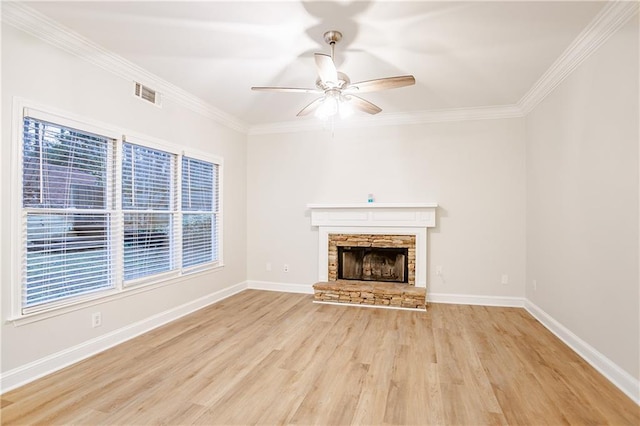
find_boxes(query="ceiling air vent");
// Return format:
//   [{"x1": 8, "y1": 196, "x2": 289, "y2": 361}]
[{"x1": 134, "y1": 82, "x2": 161, "y2": 106}]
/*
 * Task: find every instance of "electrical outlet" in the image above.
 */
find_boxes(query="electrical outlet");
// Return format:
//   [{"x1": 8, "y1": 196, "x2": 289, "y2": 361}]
[
  {"x1": 266, "y1": 262, "x2": 272, "y2": 272},
  {"x1": 283, "y1": 264, "x2": 289, "y2": 273},
  {"x1": 533, "y1": 279, "x2": 537, "y2": 291},
  {"x1": 435, "y1": 265, "x2": 443, "y2": 276},
  {"x1": 501, "y1": 274, "x2": 509, "y2": 285},
  {"x1": 92, "y1": 312, "x2": 102, "y2": 328}
]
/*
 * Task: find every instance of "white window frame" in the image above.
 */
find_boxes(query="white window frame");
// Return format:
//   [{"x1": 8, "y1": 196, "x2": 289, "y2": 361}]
[
  {"x1": 120, "y1": 136, "x2": 181, "y2": 287},
  {"x1": 10, "y1": 98, "x2": 224, "y2": 324},
  {"x1": 181, "y1": 155, "x2": 222, "y2": 274}
]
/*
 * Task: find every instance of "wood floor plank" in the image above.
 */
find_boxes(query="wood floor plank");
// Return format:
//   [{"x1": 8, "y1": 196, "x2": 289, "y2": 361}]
[
  {"x1": 1, "y1": 290, "x2": 638, "y2": 425},
  {"x1": 351, "y1": 324, "x2": 398, "y2": 425}
]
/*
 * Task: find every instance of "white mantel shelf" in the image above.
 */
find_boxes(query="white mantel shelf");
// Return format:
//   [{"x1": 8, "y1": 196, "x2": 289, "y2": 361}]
[
  {"x1": 308, "y1": 202, "x2": 438, "y2": 228},
  {"x1": 306, "y1": 202, "x2": 438, "y2": 209}
]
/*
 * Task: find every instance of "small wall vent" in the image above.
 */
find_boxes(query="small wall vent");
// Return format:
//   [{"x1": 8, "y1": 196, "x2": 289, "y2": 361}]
[{"x1": 134, "y1": 82, "x2": 161, "y2": 106}]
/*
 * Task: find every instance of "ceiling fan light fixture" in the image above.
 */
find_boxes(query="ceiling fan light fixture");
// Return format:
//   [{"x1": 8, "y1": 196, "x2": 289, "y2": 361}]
[
  {"x1": 314, "y1": 93, "x2": 354, "y2": 120},
  {"x1": 338, "y1": 96, "x2": 354, "y2": 119},
  {"x1": 315, "y1": 95, "x2": 339, "y2": 119}
]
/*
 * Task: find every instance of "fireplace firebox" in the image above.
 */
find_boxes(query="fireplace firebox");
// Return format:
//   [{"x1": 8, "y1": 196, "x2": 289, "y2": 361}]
[{"x1": 337, "y1": 246, "x2": 409, "y2": 284}]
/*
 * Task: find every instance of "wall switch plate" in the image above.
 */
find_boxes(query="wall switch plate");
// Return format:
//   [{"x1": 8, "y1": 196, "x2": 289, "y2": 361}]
[{"x1": 501, "y1": 274, "x2": 509, "y2": 285}]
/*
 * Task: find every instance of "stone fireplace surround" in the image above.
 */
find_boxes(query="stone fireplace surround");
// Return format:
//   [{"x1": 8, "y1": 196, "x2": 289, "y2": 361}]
[
  {"x1": 328, "y1": 234, "x2": 416, "y2": 284},
  {"x1": 308, "y1": 203, "x2": 437, "y2": 309}
]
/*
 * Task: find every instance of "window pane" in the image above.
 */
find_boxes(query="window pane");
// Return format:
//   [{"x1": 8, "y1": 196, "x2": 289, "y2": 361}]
[
  {"x1": 23, "y1": 118, "x2": 108, "y2": 209},
  {"x1": 25, "y1": 213, "x2": 112, "y2": 308},
  {"x1": 182, "y1": 214, "x2": 213, "y2": 267},
  {"x1": 124, "y1": 213, "x2": 172, "y2": 281},
  {"x1": 122, "y1": 143, "x2": 172, "y2": 210},
  {"x1": 182, "y1": 157, "x2": 215, "y2": 212},
  {"x1": 182, "y1": 156, "x2": 218, "y2": 269}
]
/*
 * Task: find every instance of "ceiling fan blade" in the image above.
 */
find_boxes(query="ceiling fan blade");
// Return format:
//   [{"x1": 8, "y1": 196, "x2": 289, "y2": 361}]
[
  {"x1": 314, "y1": 53, "x2": 338, "y2": 85},
  {"x1": 349, "y1": 95, "x2": 382, "y2": 115},
  {"x1": 251, "y1": 86, "x2": 320, "y2": 94},
  {"x1": 297, "y1": 97, "x2": 325, "y2": 117},
  {"x1": 347, "y1": 75, "x2": 416, "y2": 93}
]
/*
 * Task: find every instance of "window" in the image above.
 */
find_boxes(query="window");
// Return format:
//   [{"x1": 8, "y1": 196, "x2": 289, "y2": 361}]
[
  {"x1": 22, "y1": 117, "x2": 115, "y2": 312},
  {"x1": 122, "y1": 143, "x2": 176, "y2": 281},
  {"x1": 182, "y1": 157, "x2": 219, "y2": 268},
  {"x1": 17, "y1": 108, "x2": 222, "y2": 316}
]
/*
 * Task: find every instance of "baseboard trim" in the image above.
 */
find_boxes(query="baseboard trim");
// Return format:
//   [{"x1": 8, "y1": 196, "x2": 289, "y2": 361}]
[
  {"x1": 0, "y1": 281, "x2": 248, "y2": 393},
  {"x1": 246, "y1": 280, "x2": 314, "y2": 294},
  {"x1": 428, "y1": 292, "x2": 525, "y2": 307},
  {"x1": 524, "y1": 300, "x2": 640, "y2": 405},
  {"x1": 245, "y1": 284, "x2": 525, "y2": 307}
]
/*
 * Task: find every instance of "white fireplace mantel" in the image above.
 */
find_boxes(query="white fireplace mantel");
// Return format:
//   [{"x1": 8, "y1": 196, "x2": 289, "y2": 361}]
[
  {"x1": 307, "y1": 203, "x2": 438, "y2": 288},
  {"x1": 307, "y1": 202, "x2": 438, "y2": 228}
]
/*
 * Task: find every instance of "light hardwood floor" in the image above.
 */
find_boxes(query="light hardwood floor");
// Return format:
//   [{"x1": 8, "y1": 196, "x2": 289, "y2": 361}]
[{"x1": 1, "y1": 290, "x2": 638, "y2": 425}]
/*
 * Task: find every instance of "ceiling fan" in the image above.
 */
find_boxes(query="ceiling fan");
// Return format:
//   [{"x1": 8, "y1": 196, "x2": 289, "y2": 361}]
[{"x1": 251, "y1": 30, "x2": 416, "y2": 119}]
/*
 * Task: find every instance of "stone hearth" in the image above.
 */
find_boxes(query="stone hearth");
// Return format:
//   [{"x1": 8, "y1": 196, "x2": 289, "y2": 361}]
[{"x1": 313, "y1": 281, "x2": 426, "y2": 309}]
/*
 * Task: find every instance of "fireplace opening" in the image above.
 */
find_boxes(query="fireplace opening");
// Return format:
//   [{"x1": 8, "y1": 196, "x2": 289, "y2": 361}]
[{"x1": 337, "y1": 246, "x2": 409, "y2": 284}]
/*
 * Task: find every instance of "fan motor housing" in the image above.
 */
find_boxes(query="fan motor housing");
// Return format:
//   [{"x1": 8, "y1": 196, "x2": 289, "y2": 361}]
[{"x1": 316, "y1": 72, "x2": 351, "y2": 91}]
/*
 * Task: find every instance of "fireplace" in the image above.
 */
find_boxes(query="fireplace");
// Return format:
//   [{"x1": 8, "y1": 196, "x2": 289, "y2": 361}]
[
  {"x1": 308, "y1": 203, "x2": 437, "y2": 309},
  {"x1": 338, "y1": 246, "x2": 409, "y2": 283},
  {"x1": 308, "y1": 202, "x2": 438, "y2": 290}
]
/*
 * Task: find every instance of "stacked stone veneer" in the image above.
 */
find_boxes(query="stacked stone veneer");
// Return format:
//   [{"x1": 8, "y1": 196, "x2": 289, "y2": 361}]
[
  {"x1": 328, "y1": 234, "x2": 416, "y2": 285},
  {"x1": 313, "y1": 281, "x2": 426, "y2": 309},
  {"x1": 315, "y1": 234, "x2": 424, "y2": 309}
]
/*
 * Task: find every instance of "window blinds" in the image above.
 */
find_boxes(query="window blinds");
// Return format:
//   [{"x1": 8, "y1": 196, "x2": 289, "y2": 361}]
[
  {"x1": 122, "y1": 143, "x2": 176, "y2": 281},
  {"x1": 19, "y1": 113, "x2": 222, "y2": 314},
  {"x1": 22, "y1": 117, "x2": 114, "y2": 309},
  {"x1": 182, "y1": 157, "x2": 218, "y2": 268}
]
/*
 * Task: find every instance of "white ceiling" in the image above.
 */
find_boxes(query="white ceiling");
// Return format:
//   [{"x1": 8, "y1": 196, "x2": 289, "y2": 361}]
[{"x1": 22, "y1": 1, "x2": 607, "y2": 126}]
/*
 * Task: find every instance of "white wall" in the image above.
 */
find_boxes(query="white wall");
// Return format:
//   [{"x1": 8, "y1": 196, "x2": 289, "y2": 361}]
[
  {"x1": 0, "y1": 25, "x2": 247, "y2": 378},
  {"x1": 526, "y1": 16, "x2": 639, "y2": 382},
  {"x1": 247, "y1": 119, "x2": 526, "y2": 300}
]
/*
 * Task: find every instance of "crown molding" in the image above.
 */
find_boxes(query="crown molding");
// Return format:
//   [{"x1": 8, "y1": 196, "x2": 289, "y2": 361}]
[
  {"x1": 247, "y1": 104, "x2": 524, "y2": 135},
  {"x1": 518, "y1": 0, "x2": 639, "y2": 114},
  {"x1": 3, "y1": 1, "x2": 636, "y2": 135},
  {"x1": 1, "y1": 2, "x2": 249, "y2": 134}
]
